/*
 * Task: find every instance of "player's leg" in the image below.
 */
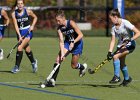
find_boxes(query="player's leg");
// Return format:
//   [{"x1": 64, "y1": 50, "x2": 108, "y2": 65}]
[
  {"x1": 0, "y1": 27, "x2": 5, "y2": 60},
  {"x1": 119, "y1": 55, "x2": 132, "y2": 86},
  {"x1": 119, "y1": 45, "x2": 135, "y2": 86},
  {"x1": 71, "y1": 54, "x2": 87, "y2": 77},
  {"x1": 47, "y1": 49, "x2": 69, "y2": 87},
  {"x1": 11, "y1": 38, "x2": 30, "y2": 73},
  {"x1": 24, "y1": 43, "x2": 38, "y2": 73},
  {"x1": 0, "y1": 36, "x2": 4, "y2": 60},
  {"x1": 109, "y1": 51, "x2": 122, "y2": 83}
]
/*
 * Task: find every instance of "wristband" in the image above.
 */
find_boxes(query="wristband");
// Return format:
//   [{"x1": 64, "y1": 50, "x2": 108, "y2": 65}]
[{"x1": 71, "y1": 41, "x2": 74, "y2": 43}]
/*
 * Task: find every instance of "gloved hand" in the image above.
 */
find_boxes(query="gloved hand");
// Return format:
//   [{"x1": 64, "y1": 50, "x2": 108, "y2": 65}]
[{"x1": 107, "y1": 52, "x2": 113, "y2": 60}]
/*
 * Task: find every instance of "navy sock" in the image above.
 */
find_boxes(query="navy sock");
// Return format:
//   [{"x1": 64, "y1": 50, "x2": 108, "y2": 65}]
[
  {"x1": 25, "y1": 51, "x2": 35, "y2": 63},
  {"x1": 15, "y1": 51, "x2": 23, "y2": 67},
  {"x1": 76, "y1": 63, "x2": 84, "y2": 70}
]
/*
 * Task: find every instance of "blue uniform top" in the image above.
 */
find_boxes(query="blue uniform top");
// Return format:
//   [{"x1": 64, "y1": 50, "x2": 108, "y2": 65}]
[
  {"x1": 57, "y1": 20, "x2": 83, "y2": 55},
  {"x1": 15, "y1": 8, "x2": 33, "y2": 39},
  {"x1": 15, "y1": 8, "x2": 30, "y2": 30},
  {"x1": 0, "y1": 8, "x2": 4, "y2": 25},
  {"x1": 58, "y1": 20, "x2": 82, "y2": 43}
]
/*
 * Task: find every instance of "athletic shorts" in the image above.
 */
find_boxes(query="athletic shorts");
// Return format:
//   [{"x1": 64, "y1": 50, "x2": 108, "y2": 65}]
[
  {"x1": 125, "y1": 41, "x2": 135, "y2": 53},
  {"x1": 19, "y1": 28, "x2": 33, "y2": 40},
  {"x1": 118, "y1": 41, "x2": 135, "y2": 53},
  {"x1": 0, "y1": 26, "x2": 5, "y2": 37},
  {"x1": 64, "y1": 39, "x2": 83, "y2": 55}
]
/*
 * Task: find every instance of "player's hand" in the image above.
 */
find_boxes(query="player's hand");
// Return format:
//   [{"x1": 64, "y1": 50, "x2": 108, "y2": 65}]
[
  {"x1": 18, "y1": 35, "x2": 23, "y2": 44},
  {"x1": 4, "y1": 24, "x2": 8, "y2": 28},
  {"x1": 107, "y1": 52, "x2": 113, "y2": 60},
  {"x1": 61, "y1": 55, "x2": 65, "y2": 61},
  {"x1": 29, "y1": 25, "x2": 34, "y2": 31},
  {"x1": 69, "y1": 42, "x2": 74, "y2": 51}
]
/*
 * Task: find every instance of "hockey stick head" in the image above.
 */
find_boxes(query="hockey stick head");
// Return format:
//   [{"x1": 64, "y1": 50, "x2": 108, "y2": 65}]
[{"x1": 88, "y1": 68, "x2": 95, "y2": 74}]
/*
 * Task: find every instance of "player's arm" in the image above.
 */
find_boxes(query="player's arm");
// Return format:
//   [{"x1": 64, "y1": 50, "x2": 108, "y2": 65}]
[
  {"x1": 27, "y1": 9, "x2": 37, "y2": 31},
  {"x1": 2, "y1": 9, "x2": 9, "y2": 26},
  {"x1": 108, "y1": 35, "x2": 115, "y2": 52},
  {"x1": 124, "y1": 20, "x2": 140, "y2": 41},
  {"x1": 70, "y1": 20, "x2": 83, "y2": 43},
  {"x1": 57, "y1": 29, "x2": 64, "y2": 58},
  {"x1": 131, "y1": 27, "x2": 140, "y2": 41},
  {"x1": 11, "y1": 11, "x2": 21, "y2": 39},
  {"x1": 107, "y1": 35, "x2": 115, "y2": 60}
]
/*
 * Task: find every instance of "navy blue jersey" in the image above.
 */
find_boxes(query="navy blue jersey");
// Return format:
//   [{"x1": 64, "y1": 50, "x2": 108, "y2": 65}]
[
  {"x1": 15, "y1": 8, "x2": 30, "y2": 29},
  {"x1": 58, "y1": 20, "x2": 78, "y2": 42},
  {"x1": 0, "y1": 8, "x2": 4, "y2": 25}
]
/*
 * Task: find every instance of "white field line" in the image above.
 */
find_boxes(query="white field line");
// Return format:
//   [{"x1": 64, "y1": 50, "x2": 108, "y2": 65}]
[{"x1": 0, "y1": 80, "x2": 140, "y2": 84}]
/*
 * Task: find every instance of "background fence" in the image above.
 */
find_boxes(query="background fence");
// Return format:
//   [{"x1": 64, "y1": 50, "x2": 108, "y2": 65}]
[{"x1": 1, "y1": 0, "x2": 140, "y2": 37}]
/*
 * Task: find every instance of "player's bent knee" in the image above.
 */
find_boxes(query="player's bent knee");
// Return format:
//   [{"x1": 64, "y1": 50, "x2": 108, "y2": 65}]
[
  {"x1": 17, "y1": 46, "x2": 23, "y2": 51},
  {"x1": 71, "y1": 64, "x2": 77, "y2": 69},
  {"x1": 113, "y1": 55, "x2": 119, "y2": 60}
]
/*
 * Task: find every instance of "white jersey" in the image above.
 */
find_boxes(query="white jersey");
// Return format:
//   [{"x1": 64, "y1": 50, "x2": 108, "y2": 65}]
[{"x1": 111, "y1": 19, "x2": 135, "y2": 47}]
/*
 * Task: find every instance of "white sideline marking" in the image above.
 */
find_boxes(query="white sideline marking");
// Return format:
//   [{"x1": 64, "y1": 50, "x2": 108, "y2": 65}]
[{"x1": 0, "y1": 80, "x2": 140, "y2": 84}]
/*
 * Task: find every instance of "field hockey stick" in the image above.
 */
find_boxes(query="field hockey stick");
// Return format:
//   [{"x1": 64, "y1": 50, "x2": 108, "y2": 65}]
[
  {"x1": 88, "y1": 45, "x2": 124, "y2": 74},
  {"x1": 6, "y1": 30, "x2": 30, "y2": 58},
  {"x1": 46, "y1": 51, "x2": 70, "y2": 82}
]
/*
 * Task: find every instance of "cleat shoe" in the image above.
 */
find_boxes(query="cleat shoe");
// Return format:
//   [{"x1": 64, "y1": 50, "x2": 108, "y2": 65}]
[
  {"x1": 0, "y1": 49, "x2": 4, "y2": 60},
  {"x1": 11, "y1": 65, "x2": 20, "y2": 73},
  {"x1": 119, "y1": 77, "x2": 132, "y2": 86},
  {"x1": 79, "y1": 63, "x2": 87, "y2": 77},
  {"x1": 109, "y1": 75, "x2": 121, "y2": 84},
  {"x1": 32, "y1": 59, "x2": 38, "y2": 73},
  {"x1": 45, "y1": 78, "x2": 55, "y2": 87}
]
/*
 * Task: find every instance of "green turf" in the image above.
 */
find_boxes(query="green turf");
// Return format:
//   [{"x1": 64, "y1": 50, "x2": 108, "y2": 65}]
[{"x1": 0, "y1": 37, "x2": 140, "y2": 100}]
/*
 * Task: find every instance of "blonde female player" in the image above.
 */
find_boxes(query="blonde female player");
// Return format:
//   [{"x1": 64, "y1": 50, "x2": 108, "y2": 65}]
[
  {"x1": 11, "y1": 0, "x2": 38, "y2": 73},
  {"x1": 107, "y1": 9, "x2": 140, "y2": 86},
  {"x1": 46, "y1": 11, "x2": 87, "y2": 87},
  {"x1": 0, "y1": 8, "x2": 9, "y2": 60}
]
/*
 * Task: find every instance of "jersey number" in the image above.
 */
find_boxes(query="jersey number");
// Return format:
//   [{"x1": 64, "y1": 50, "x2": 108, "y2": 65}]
[{"x1": 20, "y1": 22, "x2": 24, "y2": 28}]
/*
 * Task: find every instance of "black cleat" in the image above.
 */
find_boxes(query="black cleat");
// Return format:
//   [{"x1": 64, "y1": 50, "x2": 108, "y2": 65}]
[
  {"x1": 119, "y1": 77, "x2": 132, "y2": 86},
  {"x1": 109, "y1": 75, "x2": 121, "y2": 84}
]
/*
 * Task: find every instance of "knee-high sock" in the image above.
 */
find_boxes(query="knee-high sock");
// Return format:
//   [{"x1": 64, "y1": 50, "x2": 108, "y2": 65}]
[
  {"x1": 76, "y1": 63, "x2": 84, "y2": 70},
  {"x1": 121, "y1": 66, "x2": 129, "y2": 80},
  {"x1": 15, "y1": 51, "x2": 23, "y2": 67},
  {"x1": 25, "y1": 51, "x2": 35, "y2": 63},
  {"x1": 52, "y1": 63, "x2": 60, "y2": 81},
  {"x1": 113, "y1": 59, "x2": 120, "y2": 77}
]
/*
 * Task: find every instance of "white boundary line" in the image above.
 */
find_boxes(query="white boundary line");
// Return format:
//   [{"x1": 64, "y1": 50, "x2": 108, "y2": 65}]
[{"x1": 0, "y1": 80, "x2": 140, "y2": 84}]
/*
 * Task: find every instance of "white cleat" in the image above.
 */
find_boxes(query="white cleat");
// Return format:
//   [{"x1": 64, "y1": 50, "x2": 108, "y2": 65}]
[
  {"x1": 11, "y1": 65, "x2": 20, "y2": 74},
  {"x1": 32, "y1": 59, "x2": 38, "y2": 73},
  {"x1": 79, "y1": 63, "x2": 87, "y2": 77},
  {"x1": 0, "y1": 49, "x2": 4, "y2": 60}
]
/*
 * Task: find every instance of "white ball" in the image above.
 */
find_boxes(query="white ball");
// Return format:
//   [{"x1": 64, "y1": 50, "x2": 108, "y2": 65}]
[{"x1": 40, "y1": 84, "x2": 45, "y2": 88}]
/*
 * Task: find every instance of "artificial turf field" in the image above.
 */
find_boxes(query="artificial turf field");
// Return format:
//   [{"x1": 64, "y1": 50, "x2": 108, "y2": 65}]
[{"x1": 0, "y1": 37, "x2": 140, "y2": 100}]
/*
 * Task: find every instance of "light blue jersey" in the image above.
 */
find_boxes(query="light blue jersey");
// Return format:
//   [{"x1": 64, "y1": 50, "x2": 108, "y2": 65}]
[{"x1": 111, "y1": 19, "x2": 136, "y2": 47}]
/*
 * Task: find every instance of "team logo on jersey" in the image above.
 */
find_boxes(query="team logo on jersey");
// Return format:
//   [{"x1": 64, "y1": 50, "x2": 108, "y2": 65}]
[
  {"x1": 17, "y1": 17, "x2": 28, "y2": 22},
  {"x1": 63, "y1": 29, "x2": 74, "y2": 35}
]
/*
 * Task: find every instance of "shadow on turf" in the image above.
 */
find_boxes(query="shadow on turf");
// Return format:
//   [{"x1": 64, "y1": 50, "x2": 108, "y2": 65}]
[
  {"x1": 29, "y1": 83, "x2": 119, "y2": 88},
  {"x1": 0, "y1": 70, "x2": 12, "y2": 73},
  {"x1": 82, "y1": 84, "x2": 120, "y2": 88}
]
